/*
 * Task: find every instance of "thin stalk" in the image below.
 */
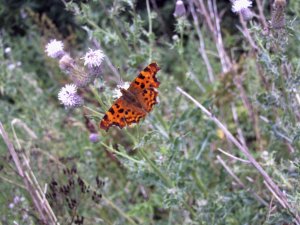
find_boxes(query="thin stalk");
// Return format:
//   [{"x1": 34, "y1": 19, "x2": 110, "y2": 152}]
[
  {"x1": 83, "y1": 106, "x2": 102, "y2": 118},
  {"x1": 278, "y1": 72, "x2": 297, "y2": 124},
  {"x1": 217, "y1": 155, "x2": 268, "y2": 207},
  {"x1": 89, "y1": 85, "x2": 106, "y2": 109},
  {"x1": 146, "y1": 0, "x2": 153, "y2": 61},
  {"x1": 100, "y1": 142, "x2": 144, "y2": 165},
  {"x1": 138, "y1": 148, "x2": 173, "y2": 188},
  {"x1": 191, "y1": 171, "x2": 208, "y2": 197},
  {"x1": 177, "y1": 87, "x2": 300, "y2": 222},
  {"x1": 99, "y1": 0, "x2": 130, "y2": 55}
]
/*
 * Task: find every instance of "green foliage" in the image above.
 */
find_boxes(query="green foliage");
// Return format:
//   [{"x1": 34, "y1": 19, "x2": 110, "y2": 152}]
[{"x1": 1, "y1": 0, "x2": 300, "y2": 224}]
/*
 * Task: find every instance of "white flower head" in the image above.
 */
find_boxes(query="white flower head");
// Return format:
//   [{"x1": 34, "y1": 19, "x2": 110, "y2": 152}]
[
  {"x1": 45, "y1": 39, "x2": 64, "y2": 58},
  {"x1": 5, "y1": 47, "x2": 11, "y2": 54},
  {"x1": 232, "y1": 0, "x2": 252, "y2": 13},
  {"x1": 9, "y1": 203, "x2": 14, "y2": 209},
  {"x1": 7, "y1": 64, "x2": 16, "y2": 70},
  {"x1": 58, "y1": 84, "x2": 83, "y2": 108},
  {"x1": 82, "y1": 49, "x2": 105, "y2": 68},
  {"x1": 112, "y1": 82, "x2": 130, "y2": 99}
]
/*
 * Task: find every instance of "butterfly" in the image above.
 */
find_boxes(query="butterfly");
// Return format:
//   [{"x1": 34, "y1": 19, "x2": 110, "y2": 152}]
[{"x1": 100, "y1": 62, "x2": 160, "y2": 131}]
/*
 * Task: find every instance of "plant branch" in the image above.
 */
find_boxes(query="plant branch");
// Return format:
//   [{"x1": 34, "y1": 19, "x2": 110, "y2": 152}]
[
  {"x1": 217, "y1": 155, "x2": 268, "y2": 206},
  {"x1": 176, "y1": 87, "x2": 300, "y2": 222},
  {"x1": 0, "y1": 122, "x2": 58, "y2": 224},
  {"x1": 189, "y1": 0, "x2": 214, "y2": 83}
]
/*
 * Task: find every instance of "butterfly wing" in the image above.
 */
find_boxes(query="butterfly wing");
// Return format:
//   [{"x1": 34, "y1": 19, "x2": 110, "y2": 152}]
[
  {"x1": 100, "y1": 62, "x2": 160, "y2": 131},
  {"x1": 134, "y1": 87, "x2": 159, "y2": 112},
  {"x1": 100, "y1": 97, "x2": 147, "y2": 131},
  {"x1": 128, "y1": 62, "x2": 160, "y2": 93},
  {"x1": 127, "y1": 62, "x2": 160, "y2": 112}
]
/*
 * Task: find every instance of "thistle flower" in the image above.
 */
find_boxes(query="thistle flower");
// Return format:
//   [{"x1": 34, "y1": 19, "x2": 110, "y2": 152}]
[
  {"x1": 232, "y1": 0, "x2": 254, "y2": 21},
  {"x1": 232, "y1": 0, "x2": 252, "y2": 13},
  {"x1": 80, "y1": 49, "x2": 105, "y2": 83},
  {"x1": 4, "y1": 47, "x2": 11, "y2": 54},
  {"x1": 82, "y1": 49, "x2": 105, "y2": 68},
  {"x1": 89, "y1": 133, "x2": 100, "y2": 143},
  {"x1": 9, "y1": 203, "x2": 14, "y2": 209},
  {"x1": 112, "y1": 82, "x2": 130, "y2": 99},
  {"x1": 58, "y1": 84, "x2": 83, "y2": 108},
  {"x1": 45, "y1": 39, "x2": 65, "y2": 58},
  {"x1": 174, "y1": 0, "x2": 186, "y2": 18}
]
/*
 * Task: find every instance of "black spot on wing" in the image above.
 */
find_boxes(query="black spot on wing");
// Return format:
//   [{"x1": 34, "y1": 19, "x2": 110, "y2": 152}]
[
  {"x1": 109, "y1": 108, "x2": 115, "y2": 114},
  {"x1": 144, "y1": 67, "x2": 151, "y2": 72},
  {"x1": 138, "y1": 74, "x2": 145, "y2": 79}
]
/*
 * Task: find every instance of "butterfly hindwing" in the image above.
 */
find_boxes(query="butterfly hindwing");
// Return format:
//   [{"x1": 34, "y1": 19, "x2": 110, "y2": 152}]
[
  {"x1": 135, "y1": 88, "x2": 159, "y2": 112},
  {"x1": 100, "y1": 97, "x2": 147, "y2": 131}
]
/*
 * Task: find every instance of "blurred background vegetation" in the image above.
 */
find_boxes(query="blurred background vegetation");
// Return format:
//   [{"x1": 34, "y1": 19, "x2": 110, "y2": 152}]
[{"x1": 1, "y1": 0, "x2": 300, "y2": 224}]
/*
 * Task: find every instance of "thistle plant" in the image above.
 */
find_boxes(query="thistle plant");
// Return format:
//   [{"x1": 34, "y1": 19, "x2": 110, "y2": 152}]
[
  {"x1": 1, "y1": 0, "x2": 300, "y2": 224},
  {"x1": 45, "y1": 39, "x2": 105, "y2": 108}
]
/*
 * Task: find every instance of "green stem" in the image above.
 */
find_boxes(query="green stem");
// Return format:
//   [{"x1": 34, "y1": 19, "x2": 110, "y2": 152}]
[
  {"x1": 100, "y1": 142, "x2": 144, "y2": 165},
  {"x1": 191, "y1": 170, "x2": 208, "y2": 197},
  {"x1": 99, "y1": 0, "x2": 130, "y2": 55},
  {"x1": 278, "y1": 71, "x2": 296, "y2": 124},
  {"x1": 89, "y1": 85, "x2": 106, "y2": 109},
  {"x1": 86, "y1": 19, "x2": 110, "y2": 36},
  {"x1": 182, "y1": 201, "x2": 197, "y2": 220},
  {"x1": 138, "y1": 148, "x2": 173, "y2": 188},
  {"x1": 83, "y1": 106, "x2": 102, "y2": 118},
  {"x1": 101, "y1": 195, "x2": 138, "y2": 225}
]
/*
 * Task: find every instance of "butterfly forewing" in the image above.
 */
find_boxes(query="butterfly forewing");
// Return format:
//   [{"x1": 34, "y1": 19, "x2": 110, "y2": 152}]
[{"x1": 100, "y1": 62, "x2": 160, "y2": 131}]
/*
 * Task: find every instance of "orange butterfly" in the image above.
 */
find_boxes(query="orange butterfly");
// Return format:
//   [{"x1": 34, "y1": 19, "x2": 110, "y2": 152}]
[{"x1": 100, "y1": 62, "x2": 160, "y2": 131}]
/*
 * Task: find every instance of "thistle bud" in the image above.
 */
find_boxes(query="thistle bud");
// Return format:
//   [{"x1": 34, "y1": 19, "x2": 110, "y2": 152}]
[
  {"x1": 59, "y1": 55, "x2": 75, "y2": 73},
  {"x1": 271, "y1": 0, "x2": 286, "y2": 29},
  {"x1": 174, "y1": 0, "x2": 186, "y2": 18}
]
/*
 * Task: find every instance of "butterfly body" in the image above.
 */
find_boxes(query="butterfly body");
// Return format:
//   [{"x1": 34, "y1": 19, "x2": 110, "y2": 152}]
[
  {"x1": 120, "y1": 88, "x2": 142, "y2": 108},
  {"x1": 100, "y1": 62, "x2": 160, "y2": 131}
]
